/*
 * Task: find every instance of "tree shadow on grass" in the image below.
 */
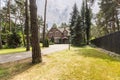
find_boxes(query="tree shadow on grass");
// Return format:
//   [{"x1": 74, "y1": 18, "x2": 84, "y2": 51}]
[
  {"x1": 0, "y1": 58, "x2": 45, "y2": 80},
  {"x1": 75, "y1": 47, "x2": 120, "y2": 62}
]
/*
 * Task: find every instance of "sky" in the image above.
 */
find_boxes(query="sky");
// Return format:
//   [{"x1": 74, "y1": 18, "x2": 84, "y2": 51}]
[
  {"x1": 0, "y1": 0, "x2": 100, "y2": 29},
  {"x1": 36, "y1": 0, "x2": 100, "y2": 29}
]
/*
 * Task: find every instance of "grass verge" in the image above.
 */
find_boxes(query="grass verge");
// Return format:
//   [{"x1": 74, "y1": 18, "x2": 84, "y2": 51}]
[
  {"x1": 0, "y1": 43, "x2": 43, "y2": 55},
  {"x1": 0, "y1": 47, "x2": 26, "y2": 55},
  {"x1": 0, "y1": 46, "x2": 120, "y2": 80}
]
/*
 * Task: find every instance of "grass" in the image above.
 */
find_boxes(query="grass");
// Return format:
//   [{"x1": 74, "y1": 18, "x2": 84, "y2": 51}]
[
  {"x1": 0, "y1": 43, "x2": 43, "y2": 55},
  {"x1": 0, "y1": 47, "x2": 26, "y2": 55},
  {"x1": 0, "y1": 46, "x2": 120, "y2": 80}
]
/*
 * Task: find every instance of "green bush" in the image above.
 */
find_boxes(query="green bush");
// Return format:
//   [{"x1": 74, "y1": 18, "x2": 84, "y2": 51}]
[
  {"x1": 1, "y1": 31, "x2": 11, "y2": 45},
  {"x1": 7, "y1": 32, "x2": 22, "y2": 48},
  {"x1": 43, "y1": 38, "x2": 49, "y2": 47},
  {"x1": 49, "y1": 41, "x2": 54, "y2": 45}
]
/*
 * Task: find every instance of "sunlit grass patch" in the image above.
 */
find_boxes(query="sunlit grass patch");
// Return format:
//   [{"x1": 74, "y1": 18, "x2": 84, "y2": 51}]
[
  {"x1": 0, "y1": 46, "x2": 120, "y2": 80},
  {"x1": 0, "y1": 43, "x2": 43, "y2": 55},
  {"x1": 0, "y1": 47, "x2": 26, "y2": 55}
]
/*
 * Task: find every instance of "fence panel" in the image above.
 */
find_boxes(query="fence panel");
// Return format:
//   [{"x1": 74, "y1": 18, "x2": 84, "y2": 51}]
[{"x1": 91, "y1": 31, "x2": 120, "y2": 54}]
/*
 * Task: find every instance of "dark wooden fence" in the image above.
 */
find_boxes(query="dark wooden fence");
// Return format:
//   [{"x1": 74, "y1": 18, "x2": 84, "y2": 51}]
[{"x1": 91, "y1": 31, "x2": 120, "y2": 54}]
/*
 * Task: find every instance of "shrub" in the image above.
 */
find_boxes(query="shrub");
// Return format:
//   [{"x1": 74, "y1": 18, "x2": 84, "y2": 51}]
[
  {"x1": 43, "y1": 38, "x2": 49, "y2": 47},
  {"x1": 7, "y1": 32, "x2": 22, "y2": 48},
  {"x1": 1, "y1": 30, "x2": 11, "y2": 45},
  {"x1": 49, "y1": 41, "x2": 54, "y2": 45}
]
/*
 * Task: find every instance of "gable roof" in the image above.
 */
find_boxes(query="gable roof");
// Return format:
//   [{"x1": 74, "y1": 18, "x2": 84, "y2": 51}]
[
  {"x1": 58, "y1": 27, "x2": 70, "y2": 36},
  {"x1": 48, "y1": 26, "x2": 70, "y2": 36},
  {"x1": 58, "y1": 27, "x2": 69, "y2": 32}
]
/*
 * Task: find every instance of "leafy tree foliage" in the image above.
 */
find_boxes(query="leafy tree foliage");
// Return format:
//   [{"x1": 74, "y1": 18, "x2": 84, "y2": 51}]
[
  {"x1": 7, "y1": 32, "x2": 21, "y2": 48},
  {"x1": 52, "y1": 23, "x2": 57, "y2": 28},
  {"x1": 92, "y1": 0, "x2": 120, "y2": 39},
  {"x1": 43, "y1": 38, "x2": 49, "y2": 47},
  {"x1": 100, "y1": 0, "x2": 119, "y2": 32}
]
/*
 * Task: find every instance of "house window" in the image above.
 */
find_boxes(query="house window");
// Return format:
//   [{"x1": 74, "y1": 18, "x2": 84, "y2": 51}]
[
  {"x1": 49, "y1": 32, "x2": 53, "y2": 37},
  {"x1": 55, "y1": 31, "x2": 59, "y2": 37},
  {"x1": 64, "y1": 31, "x2": 68, "y2": 36}
]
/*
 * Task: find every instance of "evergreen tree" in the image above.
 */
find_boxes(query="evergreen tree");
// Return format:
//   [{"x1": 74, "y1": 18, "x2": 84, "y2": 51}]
[
  {"x1": 72, "y1": 15, "x2": 83, "y2": 46},
  {"x1": 85, "y1": 1, "x2": 91, "y2": 45},
  {"x1": 69, "y1": 3, "x2": 79, "y2": 45},
  {"x1": 81, "y1": 1, "x2": 86, "y2": 43},
  {"x1": 81, "y1": 1, "x2": 85, "y2": 27},
  {"x1": 99, "y1": 0, "x2": 119, "y2": 32}
]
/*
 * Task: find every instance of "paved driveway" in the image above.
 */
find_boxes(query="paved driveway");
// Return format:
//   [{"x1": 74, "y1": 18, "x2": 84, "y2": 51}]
[{"x1": 0, "y1": 44, "x2": 69, "y2": 64}]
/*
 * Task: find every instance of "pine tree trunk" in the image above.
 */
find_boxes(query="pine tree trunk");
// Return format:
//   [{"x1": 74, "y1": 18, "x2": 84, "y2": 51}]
[
  {"x1": 105, "y1": 19, "x2": 109, "y2": 34},
  {"x1": 20, "y1": 21, "x2": 26, "y2": 47},
  {"x1": 0, "y1": 1, "x2": 2, "y2": 49},
  {"x1": 0, "y1": 20, "x2": 2, "y2": 49},
  {"x1": 25, "y1": 0, "x2": 30, "y2": 51},
  {"x1": 14, "y1": 16, "x2": 18, "y2": 32},
  {"x1": 115, "y1": 11, "x2": 119, "y2": 31},
  {"x1": 0, "y1": 20, "x2": 2, "y2": 48},
  {"x1": 0, "y1": 29, "x2": 2, "y2": 49},
  {"x1": 29, "y1": 0, "x2": 42, "y2": 63},
  {"x1": 43, "y1": 0, "x2": 47, "y2": 47},
  {"x1": 20, "y1": 11, "x2": 26, "y2": 47},
  {"x1": 86, "y1": 28, "x2": 90, "y2": 45},
  {"x1": 7, "y1": 0, "x2": 11, "y2": 32}
]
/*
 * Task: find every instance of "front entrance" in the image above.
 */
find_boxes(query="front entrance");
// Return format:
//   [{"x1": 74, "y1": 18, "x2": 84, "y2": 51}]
[{"x1": 63, "y1": 38, "x2": 69, "y2": 44}]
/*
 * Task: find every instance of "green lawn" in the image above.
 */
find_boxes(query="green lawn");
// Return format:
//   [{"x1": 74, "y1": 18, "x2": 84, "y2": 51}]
[
  {"x1": 0, "y1": 47, "x2": 26, "y2": 55},
  {"x1": 0, "y1": 46, "x2": 120, "y2": 80},
  {"x1": 0, "y1": 43, "x2": 43, "y2": 55}
]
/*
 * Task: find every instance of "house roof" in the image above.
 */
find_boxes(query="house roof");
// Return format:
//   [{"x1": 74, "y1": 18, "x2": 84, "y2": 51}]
[
  {"x1": 48, "y1": 26, "x2": 70, "y2": 36},
  {"x1": 58, "y1": 27, "x2": 65, "y2": 32},
  {"x1": 58, "y1": 27, "x2": 70, "y2": 36},
  {"x1": 58, "y1": 27, "x2": 69, "y2": 32}
]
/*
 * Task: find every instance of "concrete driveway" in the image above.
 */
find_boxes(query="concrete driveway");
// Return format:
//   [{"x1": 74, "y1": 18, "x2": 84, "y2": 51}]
[{"x1": 0, "y1": 44, "x2": 69, "y2": 64}]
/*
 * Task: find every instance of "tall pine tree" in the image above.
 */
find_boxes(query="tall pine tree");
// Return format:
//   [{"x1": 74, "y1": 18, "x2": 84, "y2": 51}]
[
  {"x1": 0, "y1": 2, "x2": 2, "y2": 49},
  {"x1": 85, "y1": 0, "x2": 91, "y2": 45},
  {"x1": 69, "y1": 3, "x2": 79, "y2": 45},
  {"x1": 29, "y1": 0, "x2": 42, "y2": 63},
  {"x1": 25, "y1": 0, "x2": 30, "y2": 51},
  {"x1": 81, "y1": 1, "x2": 86, "y2": 44},
  {"x1": 72, "y1": 15, "x2": 83, "y2": 46}
]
